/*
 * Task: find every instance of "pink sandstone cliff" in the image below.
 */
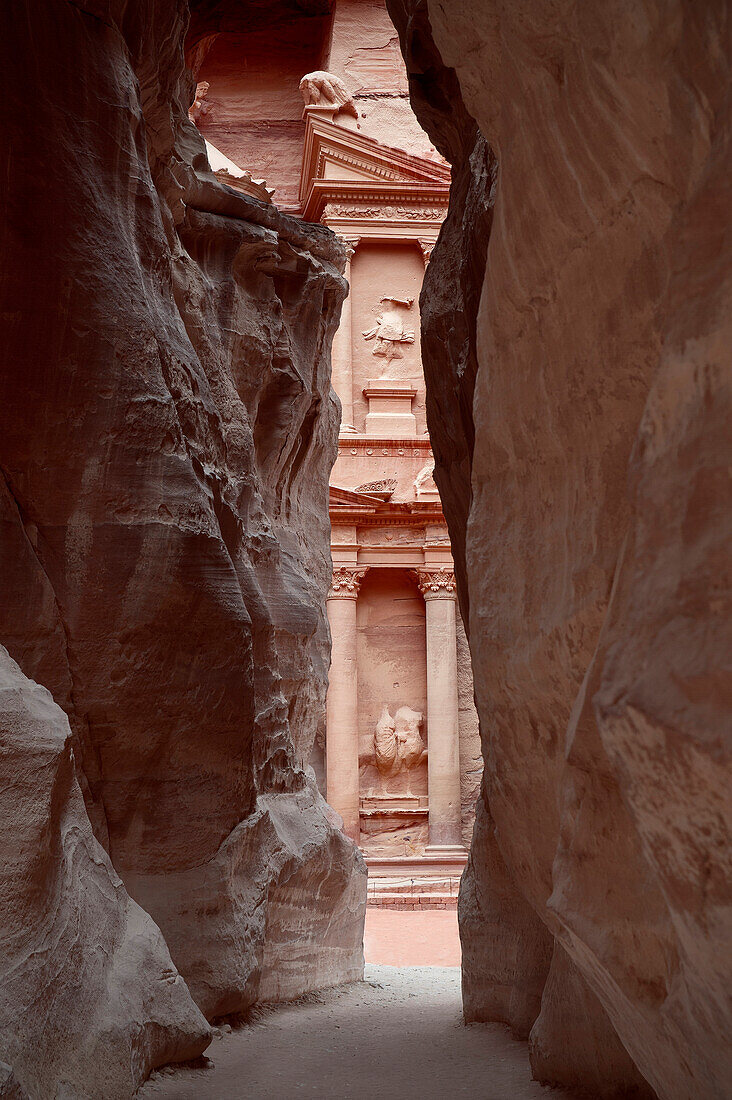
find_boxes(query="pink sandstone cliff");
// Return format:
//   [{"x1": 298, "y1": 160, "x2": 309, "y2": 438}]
[
  {"x1": 0, "y1": 646, "x2": 210, "y2": 1100},
  {"x1": 388, "y1": 1, "x2": 731, "y2": 1097},
  {"x1": 0, "y1": 1, "x2": 365, "y2": 1094}
]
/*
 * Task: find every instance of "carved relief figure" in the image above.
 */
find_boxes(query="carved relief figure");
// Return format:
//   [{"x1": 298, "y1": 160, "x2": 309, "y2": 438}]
[
  {"x1": 414, "y1": 459, "x2": 436, "y2": 498},
  {"x1": 362, "y1": 296, "x2": 415, "y2": 365},
  {"x1": 374, "y1": 704, "x2": 426, "y2": 776},
  {"x1": 299, "y1": 71, "x2": 359, "y2": 118},
  {"x1": 374, "y1": 706, "x2": 399, "y2": 777},
  {"x1": 395, "y1": 706, "x2": 427, "y2": 769},
  {"x1": 188, "y1": 80, "x2": 210, "y2": 122}
]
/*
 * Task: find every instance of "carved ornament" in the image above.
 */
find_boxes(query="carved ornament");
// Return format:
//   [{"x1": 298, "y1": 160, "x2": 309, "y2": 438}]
[
  {"x1": 188, "y1": 81, "x2": 210, "y2": 122},
  {"x1": 355, "y1": 479, "x2": 397, "y2": 496},
  {"x1": 418, "y1": 240, "x2": 435, "y2": 266},
  {"x1": 323, "y1": 203, "x2": 446, "y2": 221},
  {"x1": 300, "y1": 71, "x2": 358, "y2": 119},
  {"x1": 328, "y1": 566, "x2": 368, "y2": 598},
  {"x1": 413, "y1": 567, "x2": 456, "y2": 598}
]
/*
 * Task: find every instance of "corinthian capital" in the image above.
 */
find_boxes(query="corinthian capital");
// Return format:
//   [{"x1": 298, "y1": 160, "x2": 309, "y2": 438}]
[
  {"x1": 328, "y1": 565, "x2": 368, "y2": 598},
  {"x1": 413, "y1": 567, "x2": 456, "y2": 599}
]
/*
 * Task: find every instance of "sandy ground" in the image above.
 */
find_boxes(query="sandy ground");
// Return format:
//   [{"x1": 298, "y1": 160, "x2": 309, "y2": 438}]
[
  {"x1": 141, "y1": 965, "x2": 573, "y2": 1100},
  {"x1": 364, "y1": 907, "x2": 461, "y2": 966}
]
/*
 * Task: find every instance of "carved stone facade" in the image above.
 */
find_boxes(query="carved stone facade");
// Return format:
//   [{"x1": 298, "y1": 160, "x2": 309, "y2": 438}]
[
  {"x1": 190, "y1": 0, "x2": 480, "y2": 885},
  {"x1": 307, "y1": 23, "x2": 478, "y2": 877}
]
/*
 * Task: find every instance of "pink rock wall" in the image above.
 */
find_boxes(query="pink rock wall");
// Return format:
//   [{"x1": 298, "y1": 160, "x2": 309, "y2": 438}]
[
  {"x1": 0, "y1": 0, "x2": 365, "y2": 1090},
  {"x1": 0, "y1": 647, "x2": 210, "y2": 1099},
  {"x1": 190, "y1": 0, "x2": 443, "y2": 210},
  {"x1": 324, "y1": 0, "x2": 438, "y2": 159},
  {"x1": 388, "y1": 1, "x2": 731, "y2": 1097},
  {"x1": 187, "y1": 13, "x2": 329, "y2": 208}
]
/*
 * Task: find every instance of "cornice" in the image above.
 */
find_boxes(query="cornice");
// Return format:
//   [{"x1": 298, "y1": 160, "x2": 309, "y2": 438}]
[
  {"x1": 304, "y1": 179, "x2": 449, "y2": 224},
  {"x1": 330, "y1": 504, "x2": 445, "y2": 527},
  {"x1": 362, "y1": 384, "x2": 418, "y2": 399},
  {"x1": 337, "y1": 436, "x2": 433, "y2": 455}
]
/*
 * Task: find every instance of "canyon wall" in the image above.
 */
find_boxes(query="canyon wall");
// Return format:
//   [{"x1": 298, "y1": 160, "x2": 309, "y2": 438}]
[
  {"x1": 0, "y1": 646, "x2": 210, "y2": 1100},
  {"x1": 0, "y1": 1, "x2": 365, "y2": 1095},
  {"x1": 388, "y1": 1, "x2": 731, "y2": 1097}
]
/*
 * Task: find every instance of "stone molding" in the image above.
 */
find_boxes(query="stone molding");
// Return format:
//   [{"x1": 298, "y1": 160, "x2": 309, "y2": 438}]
[
  {"x1": 328, "y1": 566, "x2": 369, "y2": 599},
  {"x1": 323, "y1": 202, "x2": 446, "y2": 221},
  {"x1": 413, "y1": 567, "x2": 456, "y2": 599}
]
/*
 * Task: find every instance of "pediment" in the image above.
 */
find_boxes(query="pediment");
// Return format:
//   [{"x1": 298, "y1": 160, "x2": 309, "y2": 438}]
[
  {"x1": 300, "y1": 114, "x2": 449, "y2": 208},
  {"x1": 329, "y1": 484, "x2": 384, "y2": 509}
]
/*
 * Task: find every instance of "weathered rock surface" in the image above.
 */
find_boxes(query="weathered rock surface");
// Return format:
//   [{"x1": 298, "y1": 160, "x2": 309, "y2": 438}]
[
  {"x1": 0, "y1": 646, "x2": 211, "y2": 1099},
  {"x1": 0, "y1": 0, "x2": 365, "y2": 1092},
  {"x1": 0, "y1": 1062, "x2": 28, "y2": 1100},
  {"x1": 128, "y1": 786, "x2": 366, "y2": 1018},
  {"x1": 529, "y1": 946, "x2": 655, "y2": 1099},
  {"x1": 389, "y1": 1, "x2": 731, "y2": 1097}
]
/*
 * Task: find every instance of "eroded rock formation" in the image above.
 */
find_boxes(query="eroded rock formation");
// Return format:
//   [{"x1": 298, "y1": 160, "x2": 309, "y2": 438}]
[
  {"x1": 0, "y1": 647, "x2": 211, "y2": 1100},
  {"x1": 388, "y1": 1, "x2": 731, "y2": 1097},
  {"x1": 0, "y1": 1, "x2": 365, "y2": 1094}
]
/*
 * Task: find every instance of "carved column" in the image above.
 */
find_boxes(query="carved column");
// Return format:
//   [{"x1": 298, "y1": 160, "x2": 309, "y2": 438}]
[
  {"x1": 330, "y1": 238, "x2": 359, "y2": 433},
  {"x1": 415, "y1": 568, "x2": 462, "y2": 848},
  {"x1": 326, "y1": 565, "x2": 367, "y2": 842}
]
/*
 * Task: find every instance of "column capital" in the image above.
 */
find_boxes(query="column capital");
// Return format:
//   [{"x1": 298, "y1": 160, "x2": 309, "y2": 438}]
[
  {"x1": 328, "y1": 565, "x2": 368, "y2": 599},
  {"x1": 418, "y1": 239, "x2": 435, "y2": 267},
  {"x1": 413, "y1": 567, "x2": 456, "y2": 599}
]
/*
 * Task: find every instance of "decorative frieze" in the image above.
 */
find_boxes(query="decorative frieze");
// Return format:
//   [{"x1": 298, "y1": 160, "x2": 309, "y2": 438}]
[
  {"x1": 323, "y1": 203, "x2": 447, "y2": 221},
  {"x1": 328, "y1": 566, "x2": 369, "y2": 598},
  {"x1": 337, "y1": 438, "x2": 433, "y2": 458},
  {"x1": 355, "y1": 479, "x2": 397, "y2": 495}
]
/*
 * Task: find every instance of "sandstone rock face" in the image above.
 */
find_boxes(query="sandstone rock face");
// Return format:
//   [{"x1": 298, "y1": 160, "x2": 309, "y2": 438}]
[
  {"x1": 389, "y1": 1, "x2": 731, "y2": 1097},
  {"x1": 0, "y1": 1062, "x2": 28, "y2": 1100},
  {"x1": 0, "y1": 0, "x2": 365, "y2": 1089},
  {"x1": 0, "y1": 646, "x2": 211, "y2": 1099},
  {"x1": 529, "y1": 945, "x2": 655, "y2": 1098}
]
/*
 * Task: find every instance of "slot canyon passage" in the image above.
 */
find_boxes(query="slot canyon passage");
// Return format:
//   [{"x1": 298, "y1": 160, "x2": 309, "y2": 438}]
[{"x1": 0, "y1": 0, "x2": 730, "y2": 1098}]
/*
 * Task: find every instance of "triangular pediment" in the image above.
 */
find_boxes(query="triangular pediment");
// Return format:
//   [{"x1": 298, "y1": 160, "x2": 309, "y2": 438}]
[
  {"x1": 329, "y1": 484, "x2": 383, "y2": 509},
  {"x1": 300, "y1": 113, "x2": 449, "y2": 208}
]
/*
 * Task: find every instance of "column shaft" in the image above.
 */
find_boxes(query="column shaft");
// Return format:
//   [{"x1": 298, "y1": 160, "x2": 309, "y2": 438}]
[
  {"x1": 325, "y1": 567, "x2": 365, "y2": 842},
  {"x1": 419, "y1": 572, "x2": 462, "y2": 847}
]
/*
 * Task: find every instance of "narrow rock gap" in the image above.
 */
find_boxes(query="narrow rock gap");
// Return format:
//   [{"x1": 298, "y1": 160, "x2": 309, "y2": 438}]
[{"x1": 0, "y1": 2, "x2": 727, "y2": 1099}]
